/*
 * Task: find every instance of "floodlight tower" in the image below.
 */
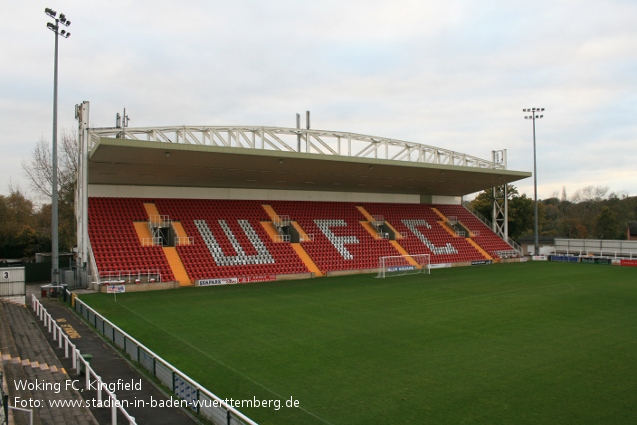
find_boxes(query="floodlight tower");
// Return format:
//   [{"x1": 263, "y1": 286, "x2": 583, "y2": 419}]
[
  {"x1": 45, "y1": 7, "x2": 71, "y2": 285},
  {"x1": 523, "y1": 107, "x2": 544, "y2": 256}
]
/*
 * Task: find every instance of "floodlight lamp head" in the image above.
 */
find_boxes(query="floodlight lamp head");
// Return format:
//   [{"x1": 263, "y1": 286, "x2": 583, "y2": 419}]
[{"x1": 45, "y1": 8, "x2": 57, "y2": 17}]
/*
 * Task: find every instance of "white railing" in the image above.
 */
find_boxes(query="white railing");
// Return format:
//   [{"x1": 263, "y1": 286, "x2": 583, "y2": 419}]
[
  {"x1": 493, "y1": 250, "x2": 519, "y2": 259},
  {"x1": 505, "y1": 237, "x2": 524, "y2": 256},
  {"x1": 447, "y1": 216, "x2": 458, "y2": 225},
  {"x1": 275, "y1": 234, "x2": 291, "y2": 243},
  {"x1": 142, "y1": 237, "x2": 163, "y2": 247},
  {"x1": 463, "y1": 206, "x2": 524, "y2": 255},
  {"x1": 7, "y1": 406, "x2": 33, "y2": 425},
  {"x1": 71, "y1": 295, "x2": 257, "y2": 425},
  {"x1": 371, "y1": 215, "x2": 385, "y2": 226},
  {"x1": 175, "y1": 236, "x2": 195, "y2": 246},
  {"x1": 273, "y1": 215, "x2": 291, "y2": 228},
  {"x1": 553, "y1": 249, "x2": 637, "y2": 259},
  {"x1": 32, "y1": 295, "x2": 137, "y2": 425},
  {"x1": 149, "y1": 215, "x2": 171, "y2": 228},
  {"x1": 98, "y1": 269, "x2": 161, "y2": 285},
  {"x1": 555, "y1": 239, "x2": 637, "y2": 258},
  {"x1": 299, "y1": 233, "x2": 314, "y2": 242}
]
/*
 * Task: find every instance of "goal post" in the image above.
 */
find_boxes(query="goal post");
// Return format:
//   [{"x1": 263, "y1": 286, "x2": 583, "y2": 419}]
[{"x1": 377, "y1": 254, "x2": 431, "y2": 278}]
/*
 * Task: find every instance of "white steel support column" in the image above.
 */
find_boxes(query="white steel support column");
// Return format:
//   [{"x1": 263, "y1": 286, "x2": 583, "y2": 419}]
[
  {"x1": 491, "y1": 149, "x2": 508, "y2": 240},
  {"x1": 76, "y1": 101, "x2": 90, "y2": 277}
]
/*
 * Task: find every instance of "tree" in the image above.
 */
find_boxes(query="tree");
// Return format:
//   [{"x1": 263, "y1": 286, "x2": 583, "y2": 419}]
[
  {"x1": 571, "y1": 185, "x2": 610, "y2": 203},
  {"x1": 508, "y1": 194, "x2": 535, "y2": 239},
  {"x1": 0, "y1": 186, "x2": 38, "y2": 258},
  {"x1": 594, "y1": 206, "x2": 619, "y2": 239},
  {"x1": 469, "y1": 184, "x2": 519, "y2": 219},
  {"x1": 22, "y1": 129, "x2": 77, "y2": 252},
  {"x1": 469, "y1": 185, "x2": 537, "y2": 240},
  {"x1": 22, "y1": 129, "x2": 78, "y2": 200}
]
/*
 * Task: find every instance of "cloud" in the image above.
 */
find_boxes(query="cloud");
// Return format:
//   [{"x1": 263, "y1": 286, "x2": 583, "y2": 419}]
[{"x1": 2, "y1": 0, "x2": 637, "y2": 200}]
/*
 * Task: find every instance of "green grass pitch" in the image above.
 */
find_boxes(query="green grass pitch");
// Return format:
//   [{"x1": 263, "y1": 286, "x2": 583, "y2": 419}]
[{"x1": 80, "y1": 262, "x2": 637, "y2": 424}]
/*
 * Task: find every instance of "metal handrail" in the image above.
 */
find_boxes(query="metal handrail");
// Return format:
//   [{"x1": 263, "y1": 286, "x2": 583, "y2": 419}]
[
  {"x1": 32, "y1": 295, "x2": 137, "y2": 424},
  {"x1": 463, "y1": 206, "x2": 524, "y2": 255}
]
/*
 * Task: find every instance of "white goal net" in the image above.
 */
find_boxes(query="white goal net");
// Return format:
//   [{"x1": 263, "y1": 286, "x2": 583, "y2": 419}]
[{"x1": 377, "y1": 254, "x2": 431, "y2": 278}]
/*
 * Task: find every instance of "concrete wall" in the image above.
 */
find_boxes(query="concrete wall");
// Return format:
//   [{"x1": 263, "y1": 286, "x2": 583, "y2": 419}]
[
  {"x1": 521, "y1": 242, "x2": 555, "y2": 256},
  {"x1": 89, "y1": 184, "x2": 426, "y2": 204},
  {"x1": 431, "y1": 195, "x2": 461, "y2": 205}
]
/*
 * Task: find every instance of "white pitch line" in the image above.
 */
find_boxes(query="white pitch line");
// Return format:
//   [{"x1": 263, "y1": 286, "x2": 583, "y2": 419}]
[{"x1": 117, "y1": 303, "x2": 335, "y2": 425}]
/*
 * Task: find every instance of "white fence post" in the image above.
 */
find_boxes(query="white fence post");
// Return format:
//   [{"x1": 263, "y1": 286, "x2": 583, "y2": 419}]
[{"x1": 30, "y1": 295, "x2": 138, "y2": 425}]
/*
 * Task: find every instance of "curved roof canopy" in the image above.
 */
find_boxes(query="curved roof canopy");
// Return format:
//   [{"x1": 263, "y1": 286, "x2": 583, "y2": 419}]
[{"x1": 87, "y1": 126, "x2": 530, "y2": 196}]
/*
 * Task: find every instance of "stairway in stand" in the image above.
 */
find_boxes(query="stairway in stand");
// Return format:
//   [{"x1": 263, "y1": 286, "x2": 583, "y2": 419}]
[
  {"x1": 163, "y1": 247, "x2": 192, "y2": 286},
  {"x1": 291, "y1": 243, "x2": 324, "y2": 277}
]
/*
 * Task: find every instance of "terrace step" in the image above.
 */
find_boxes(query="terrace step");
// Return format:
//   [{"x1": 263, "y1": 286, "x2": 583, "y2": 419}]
[
  {"x1": 360, "y1": 221, "x2": 383, "y2": 240},
  {"x1": 261, "y1": 221, "x2": 282, "y2": 242},
  {"x1": 0, "y1": 300, "x2": 98, "y2": 425},
  {"x1": 389, "y1": 241, "x2": 421, "y2": 267},
  {"x1": 261, "y1": 204, "x2": 280, "y2": 222},
  {"x1": 143, "y1": 202, "x2": 161, "y2": 219},
  {"x1": 431, "y1": 207, "x2": 448, "y2": 221},
  {"x1": 355, "y1": 206, "x2": 375, "y2": 222},
  {"x1": 291, "y1": 243, "x2": 324, "y2": 277},
  {"x1": 134, "y1": 221, "x2": 153, "y2": 245},
  {"x1": 466, "y1": 238, "x2": 493, "y2": 261},
  {"x1": 172, "y1": 221, "x2": 190, "y2": 245},
  {"x1": 163, "y1": 247, "x2": 192, "y2": 286}
]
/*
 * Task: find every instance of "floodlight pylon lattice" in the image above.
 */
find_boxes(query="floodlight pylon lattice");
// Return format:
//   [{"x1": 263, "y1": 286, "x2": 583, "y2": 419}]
[{"x1": 491, "y1": 149, "x2": 508, "y2": 240}]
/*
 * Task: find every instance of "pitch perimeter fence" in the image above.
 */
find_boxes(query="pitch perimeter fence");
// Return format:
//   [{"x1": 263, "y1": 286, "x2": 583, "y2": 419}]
[
  {"x1": 72, "y1": 295, "x2": 257, "y2": 425},
  {"x1": 555, "y1": 238, "x2": 637, "y2": 258}
]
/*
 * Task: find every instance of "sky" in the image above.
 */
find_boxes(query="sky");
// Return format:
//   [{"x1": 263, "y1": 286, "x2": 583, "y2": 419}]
[{"x1": 2, "y1": 0, "x2": 636, "y2": 201}]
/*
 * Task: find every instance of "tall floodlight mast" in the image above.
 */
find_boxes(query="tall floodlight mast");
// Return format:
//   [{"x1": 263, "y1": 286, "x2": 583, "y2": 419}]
[
  {"x1": 524, "y1": 107, "x2": 544, "y2": 256},
  {"x1": 45, "y1": 7, "x2": 71, "y2": 285}
]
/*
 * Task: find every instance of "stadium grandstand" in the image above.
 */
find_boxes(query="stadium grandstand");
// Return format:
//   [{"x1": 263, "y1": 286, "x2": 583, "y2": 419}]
[{"x1": 73, "y1": 101, "x2": 531, "y2": 288}]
